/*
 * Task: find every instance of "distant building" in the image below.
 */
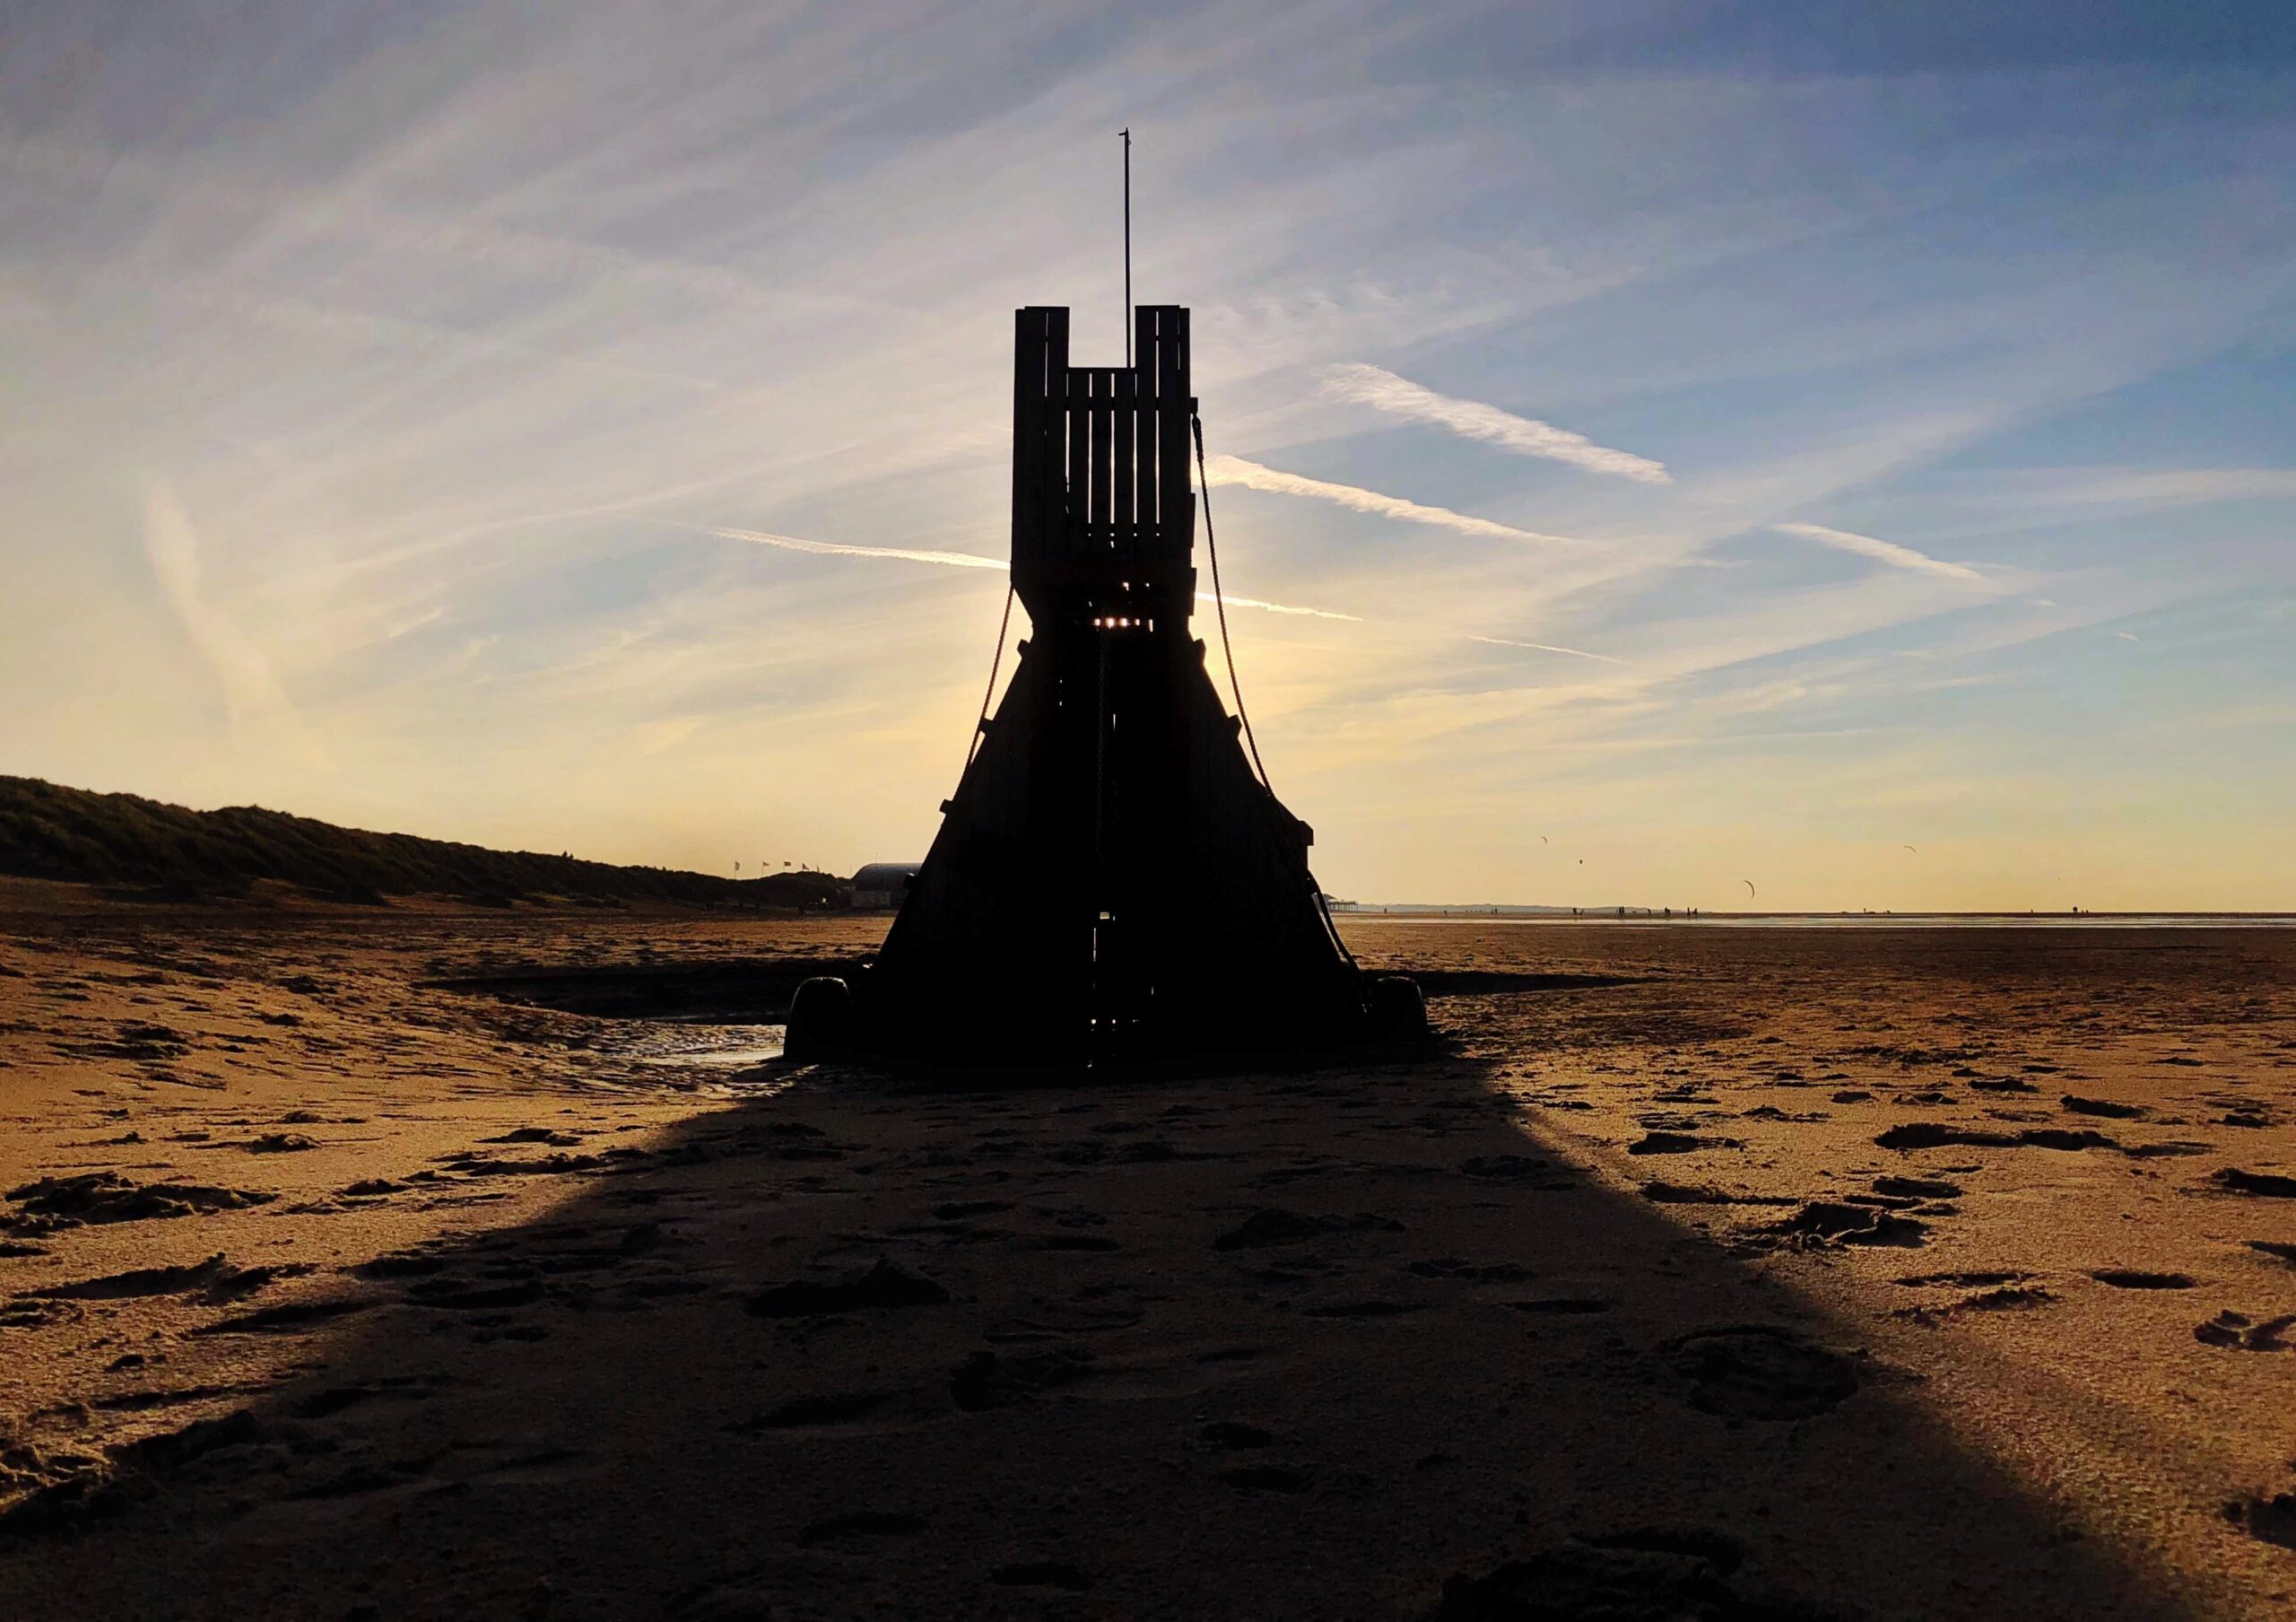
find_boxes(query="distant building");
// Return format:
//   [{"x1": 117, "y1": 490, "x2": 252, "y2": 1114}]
[{"x1": 848, "y1": 861, "x2": 922, "y2": 910}]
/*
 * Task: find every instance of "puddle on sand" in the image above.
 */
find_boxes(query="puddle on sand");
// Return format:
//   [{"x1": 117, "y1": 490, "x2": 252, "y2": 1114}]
[{"x1": 613, "y1": 1022, "x2": 787, "y2": 1073}]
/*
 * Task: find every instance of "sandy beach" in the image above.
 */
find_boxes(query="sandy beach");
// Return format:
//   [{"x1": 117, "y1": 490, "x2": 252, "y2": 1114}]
[{"x1": 1, "y1": 888, "x2": 2291, "y2": 1618}]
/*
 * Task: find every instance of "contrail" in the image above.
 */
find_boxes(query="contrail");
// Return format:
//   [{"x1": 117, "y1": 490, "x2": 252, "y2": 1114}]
[
  {"x1": 704, "y1": 525, "x2": 1627, "y2": 657},
  {"x1": 1771, "y1": 522, "x2": 1984, "y2": 584},
  {"x1": 707, "y1": 525, "x2": 1004, "y2": 571},
  {"x1": 1200, "y1": 455, "x2": 1576, "y2": 544},
  {"x1": 703, "y1": 525, "x2": 1360, "y2": 620},
  {"x1": 1465, "y1": 633, "x2": 1622, "y2": 665},
  {"x1": 1214, "y1": 592, "x2": 1359, "y2": 622},
  {"x1": 702, "y1": 525, "x2": 1629, "y2": 655},
  {"x1": 1320, "y1": 363, "x2": 1671, "y2": 485}
]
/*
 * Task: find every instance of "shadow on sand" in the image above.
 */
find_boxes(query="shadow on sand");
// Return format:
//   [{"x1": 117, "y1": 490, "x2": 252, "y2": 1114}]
[{"x1": 0, "y1": 1016, "x2": 2196, "y2": 1620}]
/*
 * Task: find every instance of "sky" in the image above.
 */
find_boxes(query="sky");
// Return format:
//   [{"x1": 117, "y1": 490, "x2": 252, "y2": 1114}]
[{"x1": 4, "y1": 1, "x2": 2292, "y2": 911}]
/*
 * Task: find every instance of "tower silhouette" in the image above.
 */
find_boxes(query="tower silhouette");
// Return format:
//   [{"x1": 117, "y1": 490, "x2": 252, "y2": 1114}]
[{"x1": 791, "y1": 305, "x2": 1418, "y2": 1065}]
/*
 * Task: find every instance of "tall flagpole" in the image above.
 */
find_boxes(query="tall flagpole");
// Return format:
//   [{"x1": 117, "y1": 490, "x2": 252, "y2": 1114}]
[{"x1": 1120, "y1": 126, "x2": 1132, "y2": 368}]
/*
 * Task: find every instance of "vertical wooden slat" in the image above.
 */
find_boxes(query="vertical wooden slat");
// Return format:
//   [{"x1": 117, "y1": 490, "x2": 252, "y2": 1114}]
[
  {"x1": 1091, "y1": 368, "x2": 1115, "y2": 542},
  {"x1": 1174, "y1": 306, "x2": 1195, "y2": 558},
  {"x1": 1011, "y1": 309, "x2": 1043, "y2": 580},
  {"x1": 1134, "y1": 309, "x2": 1158, "y2": 552},
  {"x1": 1065, "y1": 363, "x2": 1089, "y2": 541},
  {"x1": 1075, "y1": 369, "x2": 1089, "y2": 535},
  {"x1": 1157, "y1": 307, "x2": 1190, "y2": 562},
  {"x1": 1112, "y1": 368, "x2": 1135, "y2": 562},
  {"x1": 1042, "y1": 309, "x2": 1069, "y2": 558}
]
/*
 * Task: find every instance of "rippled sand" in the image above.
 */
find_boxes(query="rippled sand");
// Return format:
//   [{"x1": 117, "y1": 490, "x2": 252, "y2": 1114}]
[{"x1": 2, "y1": 887, "x2": 2291, "y2": 1618}]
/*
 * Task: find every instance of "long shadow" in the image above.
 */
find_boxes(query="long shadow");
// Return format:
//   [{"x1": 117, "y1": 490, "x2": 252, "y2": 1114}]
[{"x1": 0, "y1": 1008, "x2": 2204, "y2": 1619}]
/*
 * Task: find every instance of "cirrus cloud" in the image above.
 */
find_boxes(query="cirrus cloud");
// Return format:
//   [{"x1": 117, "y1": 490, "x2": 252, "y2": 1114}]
[
  {"x1": 1771, "y1": 521, "x2": 1986, "y2": 584},
  {"x1": 702, "y1": 525, "x2": 1360, "y2": 620},
  {"x1": 1319, "y1": 363, "x2": 1670, "y2": 484},
  {"x1": 1201, "y1": 455, "x2": 1577, "y2": 544}
]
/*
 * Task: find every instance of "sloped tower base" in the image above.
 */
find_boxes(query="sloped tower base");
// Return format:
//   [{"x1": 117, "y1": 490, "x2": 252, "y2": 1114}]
[{"x1": 788, "y1": 304, "x2": 1419, "y2": 1068}]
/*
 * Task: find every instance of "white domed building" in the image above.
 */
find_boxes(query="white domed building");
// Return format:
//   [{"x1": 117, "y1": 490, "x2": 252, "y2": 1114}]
[{"x1": 848, "y1": 862, "x2": 921, "y2": 911}]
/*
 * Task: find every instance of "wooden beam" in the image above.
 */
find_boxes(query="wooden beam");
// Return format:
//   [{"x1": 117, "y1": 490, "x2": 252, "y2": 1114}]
[
  {"x1": 1134, "y1": 309, "x2": 1159, "y2": 551},
  {"x1": 1112, "y1": 367, "x2": 1136, "y2": 560},
  {"x1": 1091, "y1": 367, "x2": 1115, "y2": 541}
]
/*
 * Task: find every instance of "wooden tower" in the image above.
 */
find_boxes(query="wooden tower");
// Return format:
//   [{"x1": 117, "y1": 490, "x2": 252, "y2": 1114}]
[{"x1": 792, "y1": 305, "x2": 1416, "y2": 1066}]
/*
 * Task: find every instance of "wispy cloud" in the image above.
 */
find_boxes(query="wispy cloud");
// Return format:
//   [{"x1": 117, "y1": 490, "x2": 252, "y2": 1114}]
[
  {"x1": 707, "y1": 524, "x2": 1004, "y2": 571},
  {"x1": 1202, "y1": 455, "x2": 1577, "y2": 544},
  {"x1": 1771, "y1": 522, "x2": 1985, "y2": 584},
  {"x1": 1319, "y1": 363, "x2": 1671, "y2": 484},
  {"x1": 1992, "y1": 467, "x2": 2296, "y2": 510},
  {"x1": 703, "y1": 524, "x2": 1360, "y2": 620},
  {"x1": 1214, "y1": 593, "x2": 1359, "y2": 622},
  {"x1": 9, "y1": 3, "x2": 2292, "y2": 910},
  {"x1": 1465, "y1": 634, "x2": 1622, "y2": 665},
  {"x1": 144, "y1": 480, "x2": 327, "y2": 766}
]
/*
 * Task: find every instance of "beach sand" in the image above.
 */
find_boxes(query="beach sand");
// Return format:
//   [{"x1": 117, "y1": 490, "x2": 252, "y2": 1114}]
[{"x1": 1, "y1": 887, "x2": 2291, "y2": 1618}]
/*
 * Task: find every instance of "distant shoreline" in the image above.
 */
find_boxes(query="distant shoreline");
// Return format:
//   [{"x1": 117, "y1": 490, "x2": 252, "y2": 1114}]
[{"x1": 1335, "y1": 910, "x2": 2296, "y2": 928}]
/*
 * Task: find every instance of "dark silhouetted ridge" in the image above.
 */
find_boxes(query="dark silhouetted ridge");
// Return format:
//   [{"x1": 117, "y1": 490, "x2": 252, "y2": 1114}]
[{"x1": 0, "y1": 776, "x2": 839, "y2": 909}]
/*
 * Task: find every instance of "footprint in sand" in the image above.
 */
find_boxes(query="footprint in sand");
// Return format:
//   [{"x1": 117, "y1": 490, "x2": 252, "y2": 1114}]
[
  {"x1": 2060, "y1": 1095, "x2": 2146, "y2": 1120},
  {"x1": 1201, "y1": 1420, "x2": 1274, "y2": 1450},
  {"x1": 1212, "y1": 1208, "x2": 1402, "y2": 1251},
  {"x1": 1888, "y1": 1267, "x2": 2059, "y2": 1320},
  {"x1": 744, "y1": 1257, "x2": 950, "y2": 1319},
  {"x1": 189, "y1": 1295, "x2": 374, "y2": 1337},
  {"x1": 2, "y1": 1173, "x2": 275, "y2": 1230},
  {"x1": 0, "y1": 1298, "x2": 82, "y2": 1330},
  {"x1": 404, "y1": 1277, "x2": 548, "y2": 1311},
  {"x1": 2225, "y1": 1492, "x2": 2296, "y2": 1551},
  {"x1": 90, "y1": 1382, "x2": 264, "y2": 1413},
  {"x1": 1873, "y1": 1175, "x2": 1961, "y2": 1199},
  {"x1": 929, "y1": 1199, "x2": 1013, "y2": 1221},
  {"x1": 1406, "y1": 1258, "x2": 1540, "y2": 1282},
  {"x1": 1458, "y1": 1153, "x2": 1572, "y2": 1187},
  {"x1": 1221, "y1": 1464, "x2": 1310, "y2": 1494},
  {"x1": 2213, "y1": 1169, "x2": 2296, "y2": 1199},
  {"x1": 1756, "y1": 1202, "x2": 1928, "y2": 1251},
  {"x1": 1628, "y1": 1131, "x2": 1735, "y2": 1155},
  {"x1": 726, "y1": 1391, "x2": 888, "y2": 1432},
  {"x1": 2194, "y1": 1311, "x2": 2295, "y2": 1352},
  {"x1": 1638, "y1": 1182, "x2": 1797, "y2": 1209},
  {"x1": 1503, "y1": 1295, "x2": 1612, "y2": 1315},
  {"x1": 294, "y1": 1378, "x2": 453, "y2": 1420},
  {"x1": 1440, "y1": 1527, "x2": 1822, "y2": 1619},
  {"x1": 352, "y1": 1248, "x2": 451, "y2": 1280},
  {"x1": 949, "y1": 1347, "x2": 1091, "y2": 1410},
  {"x1": 1875, "y1": 1122, "x2": 2118, "y2": 1153},
  {"x1": 0, "y1": 1408, "x2": 276, "y2": 1539},
  {"x1": 1896, "y1": 1269, "x2": 2031, "y2": 1288},
  {"x1": 18, "y1": 1255, "x2": 310, "y2": 1303},
  {"x1": 992, "y1": 1561, "x2": 1094, "y2": 1591},
  {"x1": 1661, "y1": 1325, "x2": 1859, "y2": 1419},
  {"x1": 796, "y1": 1511, "x2": 926, "y2": 1545}
]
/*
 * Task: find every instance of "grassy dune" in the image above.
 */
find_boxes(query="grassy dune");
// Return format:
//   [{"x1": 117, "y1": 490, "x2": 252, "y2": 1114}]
[{"x1": 0, "y1": 776, "x2": 840, "y2": 909}]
